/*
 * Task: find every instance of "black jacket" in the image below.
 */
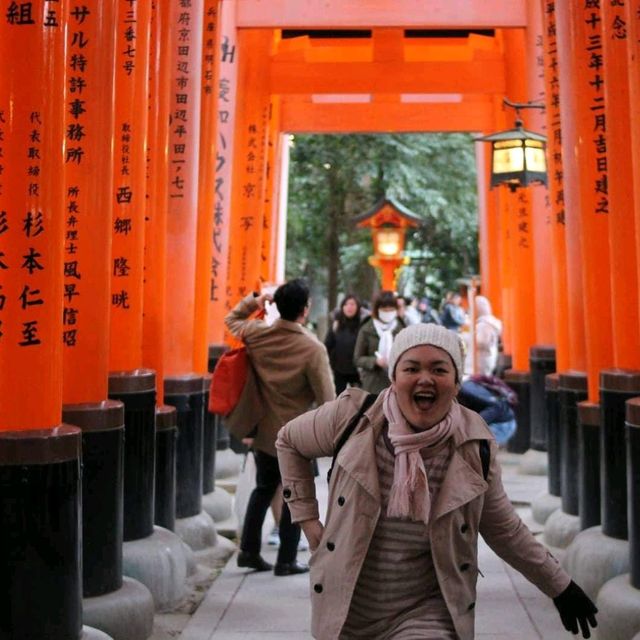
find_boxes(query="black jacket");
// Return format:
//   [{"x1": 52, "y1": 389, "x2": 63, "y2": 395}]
[{"x1": 324, "y1": 321, "x2": 359, "y2": 376}]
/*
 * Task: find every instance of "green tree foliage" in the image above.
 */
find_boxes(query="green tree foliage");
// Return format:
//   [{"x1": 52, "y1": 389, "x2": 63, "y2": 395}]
[{"x1": 286, "y1": 133, "x2": 479, "y2": 310}]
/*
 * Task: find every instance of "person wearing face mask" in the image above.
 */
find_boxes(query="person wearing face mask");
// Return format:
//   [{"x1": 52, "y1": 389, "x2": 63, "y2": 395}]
[
  {"x1": 353, "y1": 290, "x2": 406, "y2": 394},
  {"x1": 276, "y1": 324, "x2": 598, "y2": 640}
]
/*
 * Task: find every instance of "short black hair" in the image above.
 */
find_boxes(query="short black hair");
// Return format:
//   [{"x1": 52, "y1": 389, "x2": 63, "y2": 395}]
[
  {"x1": 274, "y1": 278, "x2": 310, "y2": 321},
  {"x1": 373, "y1": 290, "x2": 397, "y2": 318}
]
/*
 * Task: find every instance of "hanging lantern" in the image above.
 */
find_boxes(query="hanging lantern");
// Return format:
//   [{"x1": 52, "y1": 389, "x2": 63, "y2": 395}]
[{"x1": 476, "y1": 100, "x2": 548, "y2": 192}]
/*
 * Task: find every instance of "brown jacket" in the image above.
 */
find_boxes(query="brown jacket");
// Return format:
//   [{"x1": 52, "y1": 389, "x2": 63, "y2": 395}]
[
  {"x1": 276, "y1": 388, "x2": 570, "y2": 640},
  {"x1": 225, "y1": 294, "x2": 335, "y2": 456}
]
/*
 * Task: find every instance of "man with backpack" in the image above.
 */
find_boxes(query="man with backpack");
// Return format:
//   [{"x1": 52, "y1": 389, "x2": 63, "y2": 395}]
[{"x1": 225, "y1": 278, "x2": 335, "y2": 576}]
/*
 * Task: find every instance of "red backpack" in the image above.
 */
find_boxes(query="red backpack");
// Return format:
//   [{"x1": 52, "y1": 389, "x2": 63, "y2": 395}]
[{"x1": 208, "y1": 346, "x2": 249, "y2": 416}]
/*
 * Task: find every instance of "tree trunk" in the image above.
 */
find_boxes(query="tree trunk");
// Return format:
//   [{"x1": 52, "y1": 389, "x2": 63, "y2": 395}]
[{"x1": 326, "y1": 174, "x2": 343, "y2": 313}]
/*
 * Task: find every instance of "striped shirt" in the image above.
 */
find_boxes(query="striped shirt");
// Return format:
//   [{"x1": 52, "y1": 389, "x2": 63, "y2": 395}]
[{"x1": 340, "y1": 428, "x2": 458, "y2": 640}]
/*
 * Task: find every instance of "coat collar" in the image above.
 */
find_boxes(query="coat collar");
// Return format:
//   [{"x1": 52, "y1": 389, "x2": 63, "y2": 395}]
[
  {"x1": 272, "y1": 318, "x2": 305, "y2": 333},
  {"x1": 336, "y1": 396, "x2": 491, "y2": 516}
]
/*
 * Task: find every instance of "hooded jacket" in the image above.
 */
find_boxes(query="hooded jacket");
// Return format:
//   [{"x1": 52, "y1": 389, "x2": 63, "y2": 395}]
[{"x1": 475, "y1": 296, "x2": 503, "y2": 376}]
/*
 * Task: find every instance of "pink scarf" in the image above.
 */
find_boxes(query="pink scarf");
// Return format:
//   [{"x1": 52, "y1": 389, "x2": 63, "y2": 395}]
[{"x1": 383, "y1": 387, "x2": 457, "y2": 525}]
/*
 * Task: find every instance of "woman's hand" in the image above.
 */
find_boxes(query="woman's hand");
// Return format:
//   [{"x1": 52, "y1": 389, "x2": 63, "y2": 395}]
[
  {"x1": 375, "y1": 355, "x2": 388, "y2": 369},
  {"x1": 553, "y1": 580, "x2": 598, "y2": 638},
  {"x1": 300, "y1": 518, "x2": 324, "y2": 552}
]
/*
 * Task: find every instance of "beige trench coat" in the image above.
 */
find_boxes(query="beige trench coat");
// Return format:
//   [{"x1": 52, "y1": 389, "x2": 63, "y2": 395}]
[
  {"x1": 276, "y1": 388, "x2": 570, "y2": 640},
  {"x1": 225, "y1": 294, "x2": 335, "y2": 456}
]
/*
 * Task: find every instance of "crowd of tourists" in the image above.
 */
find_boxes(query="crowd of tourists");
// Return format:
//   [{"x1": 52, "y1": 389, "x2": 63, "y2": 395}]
[{"x1": 223, "y1": 278, "x2": 598, "y2": 639}]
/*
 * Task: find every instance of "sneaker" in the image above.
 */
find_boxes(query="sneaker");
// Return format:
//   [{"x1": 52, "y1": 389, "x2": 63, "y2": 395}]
[{"x1": 267, "y1": 526, "x2": 280, "y2": 546}]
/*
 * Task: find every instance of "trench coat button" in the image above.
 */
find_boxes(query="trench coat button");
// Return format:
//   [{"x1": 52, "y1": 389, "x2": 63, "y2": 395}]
[
  {"x1": 460, "y1": 563, "x2": 471, "y2": 571},
  {"x1": 338, "y1": 496, "x2": 345, "y2": 506},
  {"x1": 283, "y1": 488, "x2": 291, "y2": 499},
  {"x1": 314, "y1": 583, "x2": 323, "y2": 593},
  {"x1": 460, "y1": 523, "x2": 469, "y2": 533},
  {"x1": 468, "y1": 602, "x2": 475, "y2": 611},
  {"x1": 326, "y1": 542, "x2": 335, "y2": 551}
]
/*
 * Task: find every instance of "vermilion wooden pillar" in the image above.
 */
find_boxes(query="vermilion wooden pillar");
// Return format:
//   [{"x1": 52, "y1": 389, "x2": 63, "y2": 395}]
[
  {"x1": 628, "y1": 2, "x2": 640, "y2": 336},
  {"x1": 109, "y1": 0, "x2": 152, "y2": 371},
  {"x1": 540, "y1": 0, "x2": 571, "y2": 373},
  {"x1": 494, "y1": 90, "x2": 514, "y2": 357},
  {"x1": 475, "y1": 140, "x2": 502, "y2": 319},
  {"x1": 260, "y1": 97, "x2": 281, "y2": 284},
  {"x1": 143, "y1": 0, "x2": 172, "y2": 404},
  {"x1": 602, "y1": 1, "x2": 640, "y2": 369},
  {"x1": 525, "y1": 0, "x2": 554, "y2": 344},
  {"x1": 164, "y1": 0, "x2": 204, "y2": 376},
  {"x1": 0, "y1": 4, "x2": 85, "y2": 638},
  {"x1": 557, "y1": 1, "x2": 613, "y2": 401},
  {"x1": 555, "y1": 3, "x2": 588, "y2": 375},
  {"x1": 193, "y1": 0, "x2": 219, "y2": 374},
  {"x1": 207, "y1": 0, "x2": 238, "y2": 348},
  {"x1": 62, "y1": 1, "x2": 117, "y2": 405},
  {"x1": 226, "y1": 29, "x2": 272, "y2": 311},
  {"x1": 267, "y1": 131, "x2": 286, "y2": 284},
  {"x1": 163, "y1": 0, "x2": 209, "y2": 527},
  {"x1": 501, "y1": 28, "x2": 537, "y2": 370},
  {"x1": 0, "y1": 1, "x2": 66, "y2": 430}
]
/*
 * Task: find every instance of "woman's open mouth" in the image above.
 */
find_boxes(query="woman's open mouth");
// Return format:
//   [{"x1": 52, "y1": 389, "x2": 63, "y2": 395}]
[{"x1": 413, "y1": 391, "x2": 436, "y2": 411}]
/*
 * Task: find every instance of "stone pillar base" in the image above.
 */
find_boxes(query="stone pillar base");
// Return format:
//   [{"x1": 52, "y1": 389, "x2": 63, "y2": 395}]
[
  {"x1": 122, "y1": 526, "x2": 188, "y2": 610},
  {"x1": 595, "y1": 574, "x2": 640, "y2": 640},
  {"x1": 517, "y1": 449, "x2": 548, "y2": 476},
  {"x1": 561, "y1": 526, "x2": 630, "y2": 600},
  {"x1": 82, "y1": 626, "x2": 114, "y2": 640},
  {"x1": 531, "y1": 492, "x2": 561, "y2": 525},
  {"x1": 202, "y1": 487, "x2": 233, "y2": 523},
  {"x1": 214, "y1": 448, "x2": 243, "y2": 480},
  {"x1": 175, "y1": 510, "x2": 218, "y2": 551},
  {"x1": 83, "y1": 577, "x2": 154, "y2": 640},
  {"x1": 543, "y1": 509, "x2": 581, "y2": 549}
]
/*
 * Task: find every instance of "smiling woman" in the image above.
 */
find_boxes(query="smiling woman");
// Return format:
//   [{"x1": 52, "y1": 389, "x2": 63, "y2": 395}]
[{"x1": 276, "y1": 324, "x2": 598, "y2": 640}]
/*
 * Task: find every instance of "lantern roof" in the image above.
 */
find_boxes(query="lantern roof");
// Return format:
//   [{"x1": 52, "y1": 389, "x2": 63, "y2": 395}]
[
  {"x1": 476, "y1": 125, "x2": 546, "y2": 143},
  {"x1": 354, "y1": 196, "x2": 421, "y2": 229}
]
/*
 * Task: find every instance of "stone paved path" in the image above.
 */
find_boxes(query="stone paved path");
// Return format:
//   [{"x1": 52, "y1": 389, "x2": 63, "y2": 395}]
[{"x1": 180, "y1": 453, "x2": 571, "y2": 639}]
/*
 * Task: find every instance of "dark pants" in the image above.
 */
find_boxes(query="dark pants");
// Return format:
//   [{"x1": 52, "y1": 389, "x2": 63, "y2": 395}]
[{"x1": 240, "y1": 449, "x2": 300, "y2": 564}]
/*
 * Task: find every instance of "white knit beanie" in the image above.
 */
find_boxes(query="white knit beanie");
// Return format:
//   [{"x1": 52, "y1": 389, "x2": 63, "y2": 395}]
[{"x1": 388, "y1": 324, "x2": 465, "y2": 382}]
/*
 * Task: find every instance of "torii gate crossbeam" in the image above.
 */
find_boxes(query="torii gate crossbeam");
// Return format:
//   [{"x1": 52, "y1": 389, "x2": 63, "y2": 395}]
[{"x1": 237, "y1": 0, "x2": 526, "y2": 29}]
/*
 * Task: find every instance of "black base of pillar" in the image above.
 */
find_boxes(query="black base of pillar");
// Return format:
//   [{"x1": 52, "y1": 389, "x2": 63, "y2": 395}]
[
  {"x1": 559, "y1": 371, "x2": 587, "y2": 517},
  {"x1": 600, "y1": 369, "x2": 640, "y2": 540},
  {"x1": 164, "y1": 375, "x2": 205, "y2": 519},
  {"x1": 109, "y1": 369, "x2": 157, "y2": 542},
  {"x1": 505, "y1": 370, "x2": 531, "y2": 454},
  {"x1": 577, "y1": 402, "x2": 601, "y2": 531},
  {"x1": 0, "y1": 426, "x2": 82, "y2": 640},
  {"x1": 202, "y1": 373, "x2": 217, "y2": 495},
  {"x1": 545, "y1": 373, "x2": 561, "y2": 497},
  {"x1": 496, "y1": 352, "x2": 512, "y2": 379},
  {"x1": 625, "y1": 399, "x2": 640, "y2": 589},
  {"x1": 63, "y1": 401, "x2": 125, "y2": 598},
  {"x1": 155, "y1": 405, "x2": 177, "y2": 532},
  {"x1": 529, "y1": 345, "x2": 556, "y2": 451}
]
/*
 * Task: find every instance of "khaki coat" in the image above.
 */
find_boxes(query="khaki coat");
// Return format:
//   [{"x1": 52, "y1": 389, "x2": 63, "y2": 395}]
[
  {"x1": 225, "y1": 294, "x2": 335, "y2": 456},
  {"x1": 353, "y1": 317, "x2": 406, "y2": 394},
  {"x1": 276, "y1": 388, "x2": 570, "y2": 640}
]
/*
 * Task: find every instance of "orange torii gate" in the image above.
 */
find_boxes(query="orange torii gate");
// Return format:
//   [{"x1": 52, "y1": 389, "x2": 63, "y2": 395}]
[{"x1": 3, "y1": 1, "x2": 640, "y2": 638}]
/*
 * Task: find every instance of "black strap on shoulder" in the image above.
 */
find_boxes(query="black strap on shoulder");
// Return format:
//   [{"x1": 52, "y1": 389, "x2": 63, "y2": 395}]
[
  {"x1": 327, "y1": 393, "x2": 377, "y2": 483},
  {"x1": 479, "y1": 439, "x2": 491, "y2": 481}
]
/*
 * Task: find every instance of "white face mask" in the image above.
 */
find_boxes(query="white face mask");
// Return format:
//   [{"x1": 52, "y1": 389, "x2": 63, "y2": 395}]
[{"x1": 378, "y1": 309, "x2": 397, "y2": 324}]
